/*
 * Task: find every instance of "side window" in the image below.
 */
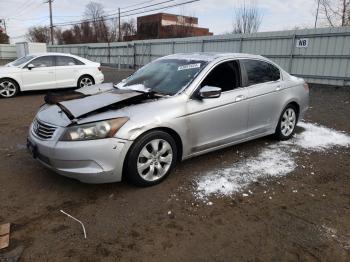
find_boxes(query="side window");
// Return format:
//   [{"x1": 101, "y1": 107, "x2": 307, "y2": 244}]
[
  {"x1": 56, "y1": 56, "x2": 84, "y2": 66},
  {"x1": 200, "y1": 60, "x2": 241, "y2": 92},
  {"x1": 242, "y1": 59, "x2": 280, "y2": 86},
  {"x1": 30, "y1": 56, "x2": 54, "y2": 67}
]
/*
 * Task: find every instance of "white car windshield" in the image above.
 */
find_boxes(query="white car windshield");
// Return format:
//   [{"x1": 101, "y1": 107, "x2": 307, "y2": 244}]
[
  {"x1": 10, "y1": 55, "x2": 36, "y2": 66},
  {"x1": 119, "y1": 59, "x2": 208, "y2": 95}
]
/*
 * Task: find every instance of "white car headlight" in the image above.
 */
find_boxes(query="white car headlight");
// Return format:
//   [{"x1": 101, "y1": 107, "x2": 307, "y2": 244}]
[{"x1": 60, "y1": 118, "x2": 129, "y2": 141}]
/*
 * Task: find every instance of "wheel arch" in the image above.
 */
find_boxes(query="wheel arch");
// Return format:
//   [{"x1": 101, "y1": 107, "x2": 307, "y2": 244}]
[
  {"x1": 77, "y1": 74, "x2": 95, "y2": 86},
  {"x1": 0, "y1": 77, "x2": 21, "y2": 91},
  {"x1": 285, "y1": 101, "x2": 300, "y2": 121},
  {"x1": 274, "y1": 100, "x2": 300, "y2": 131},
  {"x1": 121, "y1": 127, "x2": 184, "y2": 181}
]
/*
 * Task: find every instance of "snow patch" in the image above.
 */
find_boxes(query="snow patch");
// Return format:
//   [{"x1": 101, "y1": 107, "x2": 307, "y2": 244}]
[
  {"x1": 292, "y1": 122, "x2": 350, "y2": 151},
  {"x1": 194, "y1": 122, "x2": 350, "y2": 200},
  {"x1": 194, "y1": 144, "x2": 296, "y2": 200}
]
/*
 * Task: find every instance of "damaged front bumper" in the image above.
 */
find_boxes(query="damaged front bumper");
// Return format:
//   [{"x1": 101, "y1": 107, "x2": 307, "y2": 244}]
[{"x1": 27, "y1": 122, "x2": 133, "y2": 184}]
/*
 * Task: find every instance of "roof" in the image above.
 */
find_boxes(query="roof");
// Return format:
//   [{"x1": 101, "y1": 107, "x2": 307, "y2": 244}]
[
  {"x1": 161, "y1": 52, "x2": 264, "y2": 62},
  {"x1": 29, "y1": 52, "x2": 74, "y2": 56}
]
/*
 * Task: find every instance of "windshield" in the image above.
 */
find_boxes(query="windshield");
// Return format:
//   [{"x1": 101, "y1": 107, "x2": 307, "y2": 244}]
[
  {"x1": 118, "y1": 59, "x2": 208, "y2": 95},
  {"x1": 10, "y1": 55, "x2": 36, "y2": 66}
]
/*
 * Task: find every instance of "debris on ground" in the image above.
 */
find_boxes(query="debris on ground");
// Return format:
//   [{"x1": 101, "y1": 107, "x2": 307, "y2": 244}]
[
  {"x1": 60, "y1": 210, "x2": 87, "y2": 239},
  {"x1": 0, "y1": 223, "x2": 10, "y2": 249}
]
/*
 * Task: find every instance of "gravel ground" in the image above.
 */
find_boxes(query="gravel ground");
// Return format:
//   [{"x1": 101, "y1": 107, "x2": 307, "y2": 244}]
[{"x1": 0, "y1": 67, "x2": 349, "y2": 262}]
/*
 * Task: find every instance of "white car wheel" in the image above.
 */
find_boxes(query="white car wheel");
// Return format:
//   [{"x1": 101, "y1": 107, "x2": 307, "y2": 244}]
[
  {"x1": 78, "y1": 76, "x2": 94, "y2": 88},
  {"x1": 0, "y1": 79, "x2": 19, "y2": 98}
]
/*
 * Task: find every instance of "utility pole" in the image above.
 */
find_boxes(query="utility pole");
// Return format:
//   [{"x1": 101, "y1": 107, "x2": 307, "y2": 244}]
[
  {"x1": 118, "y1": 8, "x2": 121, "y2": 41},
  {"x1": 314, "y1": 0, "x2": 320, "y2": 28},
  {"x1": 45, "y1": 0, "x2": 54, "y2": 45}
]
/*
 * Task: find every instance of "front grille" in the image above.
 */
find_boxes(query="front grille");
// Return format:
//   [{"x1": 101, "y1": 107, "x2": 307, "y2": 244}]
[{"x1": 32, "y1": 119, "x2": 57, "y2": 139}]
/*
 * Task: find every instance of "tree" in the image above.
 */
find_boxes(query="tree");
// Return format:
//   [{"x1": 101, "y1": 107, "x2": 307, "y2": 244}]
[
  {"x1": 84, "y1": 1, "x2": 107, "y2": 42},
  {"x1": 26, "y1": 26, "x2": 51, "y2": 43},
  {"x1": 232, "y1": 1, "x2": 262, "y2": 34},
  {"x1": 318, "y1": 0, "x2": 350, "y2": 27},
  {"x1": 120, "y1": 19, "x2": 136, "y2": 40}
]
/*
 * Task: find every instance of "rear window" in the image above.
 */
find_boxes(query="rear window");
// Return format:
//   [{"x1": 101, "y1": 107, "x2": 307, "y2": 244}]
[
  {"x1": 242, "y1": 59, "x2": 280, "y2": 86},
  {"x1": 56, "y1": 56, "x2": 84, "y2": 66}
]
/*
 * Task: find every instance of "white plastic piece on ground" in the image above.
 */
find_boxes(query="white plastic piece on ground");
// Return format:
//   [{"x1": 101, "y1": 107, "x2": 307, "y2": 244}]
[
  {"x1": 60, "y1": 210, "x2": 87, "y2": 239},
  {"x1": 194, "y1": 122, "x2": 350, "y2": 201}
]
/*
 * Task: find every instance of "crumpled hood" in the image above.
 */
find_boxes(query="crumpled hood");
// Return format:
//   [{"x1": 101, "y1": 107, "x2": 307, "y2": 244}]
[
  {"x1": 37, "y1": 82, "x2": 147, "y2": 125},
  {"x1": 58, "y1": 89, "x2": 143, "y2": 119}
]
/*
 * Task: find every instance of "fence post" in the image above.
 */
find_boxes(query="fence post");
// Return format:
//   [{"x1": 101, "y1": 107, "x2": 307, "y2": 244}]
[
  {"x1": 201, "y1": 40, "x2": 205, "y2": 52},
  {"x1": 289, "y1": 34, "x2": 296, "y2": 72},
  {"x1": 171, "y1": 40, "x2": 175, "y2": 54},
  {"x1": 133, "y1": 43, "x2": 136, "y2": 69},
  {"x1": 148, "y1": 43, "x2": 152, "y2": 63},
  {"x1": 239, "y1": 37, "x2": 243, "y2": 52}
]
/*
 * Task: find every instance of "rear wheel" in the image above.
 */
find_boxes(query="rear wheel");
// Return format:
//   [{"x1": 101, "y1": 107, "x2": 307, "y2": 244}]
[
  {"x1": 0, "y1": 79, "x2": 19, "y2": 98},
  {"x1": 275, "y1": 105, "x2": 298, "y2": 140},
  {"x1": 77, "y1": 75, "x2": 94, "y2": 88},
  {"x1": 125, "y1": 131, "x2": 177, "y2": 186}
]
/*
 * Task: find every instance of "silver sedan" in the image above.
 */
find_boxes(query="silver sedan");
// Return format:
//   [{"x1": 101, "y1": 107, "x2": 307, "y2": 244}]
[{"x1": 27, "y1": 53, "x2": 309, "y2": 186}]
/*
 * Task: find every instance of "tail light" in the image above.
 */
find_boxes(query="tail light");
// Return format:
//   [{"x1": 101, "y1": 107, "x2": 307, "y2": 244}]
[{"x1": 303, "y1": 82, "x2": 309, "y2": 91}]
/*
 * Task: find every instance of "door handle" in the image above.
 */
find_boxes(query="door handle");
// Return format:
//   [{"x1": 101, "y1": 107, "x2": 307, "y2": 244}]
[
  {"x1": 275, "y1": 85, "x2": 282, "y2": 91},
  {"x1": 235, "y1": 95, "x2": 245, "y2": 102},
  {"x1": 48, "y1": 71, "x2": 54, "y2": 74}
]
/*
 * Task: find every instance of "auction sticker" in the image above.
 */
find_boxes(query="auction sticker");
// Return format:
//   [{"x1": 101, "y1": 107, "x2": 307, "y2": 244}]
[{"x1": 178, "y1": 63, "x2": 201, "y2": 71}]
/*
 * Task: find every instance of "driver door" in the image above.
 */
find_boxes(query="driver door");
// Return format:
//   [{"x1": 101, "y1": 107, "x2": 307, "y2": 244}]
[
  {"x1": 21, "y1": 56, "x2": 56, "y2": 90},
  {"x1": 185, "y1": 60, "x2": 249, "y2": 154}
]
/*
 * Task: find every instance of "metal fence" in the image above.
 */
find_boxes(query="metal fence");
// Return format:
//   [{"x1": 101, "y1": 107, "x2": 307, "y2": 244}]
[
  {"x1": 0, "y1": 44, "x2": 17, "y2": 64},
  {"x1": 2, "y1": 27, "x2": 350, "y2": 86}
]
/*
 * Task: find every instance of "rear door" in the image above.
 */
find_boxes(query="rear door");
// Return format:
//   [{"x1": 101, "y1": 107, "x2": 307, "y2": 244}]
[
  {"x1": 186, "y1": 60, "x2": 249, "y2": 154},
  {"x1": 21, "y1": 56, "x2": 56, "y2": 90},
  {"x1": 55, "y1": 56, "x2": 84, "y2": 88},
  {"x1": 241, "y1": 59, "x2": 283, "y2": 135}
]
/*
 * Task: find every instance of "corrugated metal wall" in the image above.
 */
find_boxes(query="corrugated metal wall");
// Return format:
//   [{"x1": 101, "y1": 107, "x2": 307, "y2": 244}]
[
  {"x1": 0, "y1": 44, "x2": 16, "y2": 60},
  {"x1": 2, "y1": 27, "x2": 350, "y2": 86}
]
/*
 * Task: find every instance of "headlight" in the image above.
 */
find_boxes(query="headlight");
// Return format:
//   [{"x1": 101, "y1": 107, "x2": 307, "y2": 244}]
[{"x1": 60, "y1": 118, "x2": 129, "y2": 141}]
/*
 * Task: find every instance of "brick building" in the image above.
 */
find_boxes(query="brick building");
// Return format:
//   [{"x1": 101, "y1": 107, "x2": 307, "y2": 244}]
[{"x1": 125, "y1": 13, "x2": 212, "y2": 41}]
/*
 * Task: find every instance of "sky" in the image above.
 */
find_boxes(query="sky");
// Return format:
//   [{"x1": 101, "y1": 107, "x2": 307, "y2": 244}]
[{"x1": 0, "y1": 0, "x2": 318, "y2": 43}]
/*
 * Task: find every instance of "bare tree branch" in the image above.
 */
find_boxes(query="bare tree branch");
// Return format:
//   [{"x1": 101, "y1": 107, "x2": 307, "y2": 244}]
[{"x1": 232, "y1": 0, "x2": 262, "y2": 34}]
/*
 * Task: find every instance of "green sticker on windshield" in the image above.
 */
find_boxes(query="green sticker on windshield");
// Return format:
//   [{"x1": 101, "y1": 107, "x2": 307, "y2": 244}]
[{"x1": 178, "y1": 63, "x2": 201, "y2": 71}]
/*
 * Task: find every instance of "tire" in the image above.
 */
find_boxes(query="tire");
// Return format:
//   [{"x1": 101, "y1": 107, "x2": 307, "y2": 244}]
[
  {"x1": 275, "y1": 104, "x2": 298, "y2": 140},
  {"x1": 0, "y1": 78, "x2": 19, "y2": 98},
  {"x1": 77, "y1": 75, "x2": 94, "y2": 88},
  {"x1": 125, "y1": 131, "x2": 177, "y2": 186}
]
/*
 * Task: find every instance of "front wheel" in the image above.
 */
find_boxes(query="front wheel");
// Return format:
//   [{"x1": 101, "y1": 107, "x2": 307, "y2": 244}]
[
  {"x1": 125, "y1": 131, "x2": 177, "y2": 186},
  {"x1": 0, "y1": 79, "x2": 19, "y2": 98},
  {"x1": 77, "y1": 75, "x2": 94, "y2": 88},
  {"x1": 275, "y1": 105, "x2": 298, "y2": 140}
]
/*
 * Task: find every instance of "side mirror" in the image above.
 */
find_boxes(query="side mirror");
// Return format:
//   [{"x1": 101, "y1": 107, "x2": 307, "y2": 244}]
[
  {"x1": 27, "y1": 64, "x2": 35, "y2": 70},
  {"x1": 68, "y1": 62, "x2": 75, "y2": 66},
  {"x1": 198, "y1": 85, "x2": 222, "y2": 99}
]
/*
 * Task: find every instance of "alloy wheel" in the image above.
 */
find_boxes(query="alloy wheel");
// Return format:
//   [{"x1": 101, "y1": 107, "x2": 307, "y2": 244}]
[
  {"x1": 0, "y1": 81, "x2": 17, "y2": 97},
  {"x1": 79, "y1": 77, "x2": 93, "y2": 88},
  {"x1": 137, "y1": 139, "x2": 173, "y2": 182},
  {"x1": 281, "y1": 108, "x2": 296, "y2": 137}
]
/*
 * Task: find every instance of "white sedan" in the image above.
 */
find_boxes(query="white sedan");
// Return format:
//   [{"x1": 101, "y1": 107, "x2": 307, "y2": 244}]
[{"x1": 0, "y1": 52, "x2": 104, "y2": 98}]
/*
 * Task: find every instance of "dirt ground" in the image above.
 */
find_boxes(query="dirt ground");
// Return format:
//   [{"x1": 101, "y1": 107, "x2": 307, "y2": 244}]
[{"x1": 0, "y1": 67, "x2": 349, "y2": 262}]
